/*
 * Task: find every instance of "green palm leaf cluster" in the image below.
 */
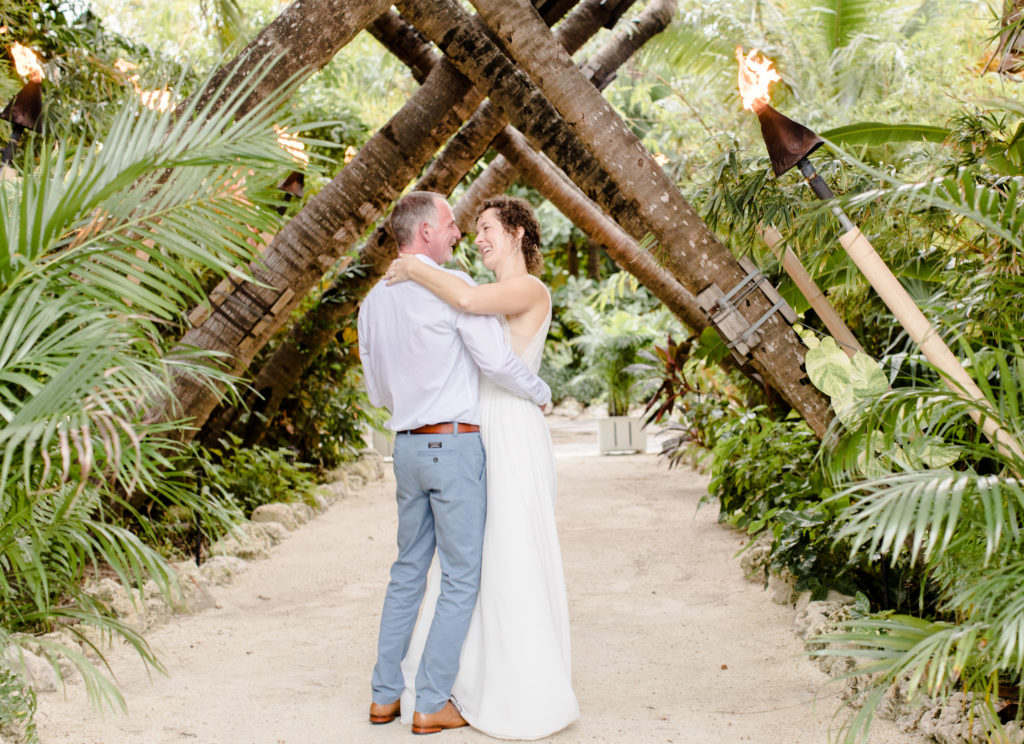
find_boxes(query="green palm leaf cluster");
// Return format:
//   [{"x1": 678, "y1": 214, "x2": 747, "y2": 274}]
[
  {"x1": 683, "y1": 30, "x2": 1024, "y2": 731},
  {"x1": 0, "y1": 65, "x2": 302, "y2": 724},
  {"x1": 813, "y1": 356, "x2": 1024, "y2": 735},
  {"x1": 568, "y1": 279, "x2": 668, "y2": 417},
  {"x1": 806, "y1": 116, "x2": 1024, "y2": 737}
]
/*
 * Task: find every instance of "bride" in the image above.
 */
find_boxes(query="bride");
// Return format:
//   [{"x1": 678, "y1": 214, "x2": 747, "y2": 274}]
[{"x1": 384, "y1": 196, "x2": 579, "y2": 739}]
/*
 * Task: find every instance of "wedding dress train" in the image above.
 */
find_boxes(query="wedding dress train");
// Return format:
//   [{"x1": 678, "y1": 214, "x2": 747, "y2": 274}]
[{"x1": 399, "y1": 299, "x2": 578, "y2": 739}]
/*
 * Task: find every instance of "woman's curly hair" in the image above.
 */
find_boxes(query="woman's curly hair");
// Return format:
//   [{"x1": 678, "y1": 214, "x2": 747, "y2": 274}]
[{"x1": 476, "y1": 196, "x2": 543, "y2": 275}]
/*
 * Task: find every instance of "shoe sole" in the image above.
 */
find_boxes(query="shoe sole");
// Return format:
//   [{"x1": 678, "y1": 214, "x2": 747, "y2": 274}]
[
  {"x1": 369, "y1": 715, "x2": 398, "y2": 724},
  {"x1": 411, "y1": 726, "x2": 442, "y2": 735},
  {"x1": 411, "y1": 722, "x2": 467, "y2": 735}
]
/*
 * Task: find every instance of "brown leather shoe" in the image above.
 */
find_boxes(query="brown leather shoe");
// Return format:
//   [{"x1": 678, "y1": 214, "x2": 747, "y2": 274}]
[
  {"x1": 369, "y1": 699, "x2": 401, "y2": 724},
  {"x1": 411, "y1": 701, "x2": 467, "y2": 735}
]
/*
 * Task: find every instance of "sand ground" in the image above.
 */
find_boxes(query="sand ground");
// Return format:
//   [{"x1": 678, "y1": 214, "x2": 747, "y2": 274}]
[{"x1": 34, "y1": 416, "x2": 927, "y2": 744}]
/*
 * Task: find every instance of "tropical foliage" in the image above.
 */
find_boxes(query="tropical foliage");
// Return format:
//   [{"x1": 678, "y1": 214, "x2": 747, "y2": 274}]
[
  {"x1": 558, "y1": 274, "x2": 677, "y2": 416},
  {"x1": 626, "y1": 2, "x2": 1024, "y2": 738},
  {"x1": 798, "y1": 118, "x2": 1024, "y2": 737},
  {"x1": 198, "y1": 434, "x2": 321, "y2": 517},
  {"x1": 2, "y1": 0, "x2": 1023, "y2": 742},
  {"x1": 0, "y1": 58, "x2": 302, "y2": 732}
]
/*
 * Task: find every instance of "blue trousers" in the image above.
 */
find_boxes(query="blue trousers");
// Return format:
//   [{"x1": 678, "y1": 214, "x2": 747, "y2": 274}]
[{"x1": 371, "y1": 429, "x2": 486, "y2": 714}]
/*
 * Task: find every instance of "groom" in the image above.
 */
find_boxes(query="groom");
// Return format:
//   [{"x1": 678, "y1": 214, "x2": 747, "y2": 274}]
[{"x1": 358, "y1": 191, "x2": 551, "y2": 734}]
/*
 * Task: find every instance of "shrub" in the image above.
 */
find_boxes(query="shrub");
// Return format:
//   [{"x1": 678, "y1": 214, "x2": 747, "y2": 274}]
[
  {"x1": 262, "y1": 338, "x2": 377, "y2": 470},
  {"x1": 0, "y1": 660, "x2": 36, "y2": 744},
  {"x1": 539, "y1": 342, "x2": 603, "y2": 406},
  {"x1": 704, "y1": 409, "x2": 847, "y2": 594},
  {"x1": 198, "y1": 436, "x2": 321, "y2": 518}
]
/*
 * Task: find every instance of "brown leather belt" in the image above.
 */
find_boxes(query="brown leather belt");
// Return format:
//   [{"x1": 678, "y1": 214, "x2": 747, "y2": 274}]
[{"x1": 404, "y1": 422, "x2": 480, "y2": 435}]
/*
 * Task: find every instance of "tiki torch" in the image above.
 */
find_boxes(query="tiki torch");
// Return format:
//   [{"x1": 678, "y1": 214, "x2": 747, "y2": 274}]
[
  {"x1": 276, "y1": 170, "x2": 304, "y2": 215},
  {"x1": 736, "y1": 47, "x2": 1024, "y2": 460},
  {"x1": 2, "y1": 42, "x2": 44, "y2": 167},
  {"x1": 273, "y1": 125, "x2": 307, "y2": 214}
]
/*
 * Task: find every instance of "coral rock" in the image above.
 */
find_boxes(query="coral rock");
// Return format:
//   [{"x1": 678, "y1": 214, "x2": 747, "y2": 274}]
[
  {"x1": 251, "y1": 503, "x2": 299, "y2": 530},
  {"x1": 3, "y1": 646, "x2": 58, "y2": 692},
  {"x1": 199, "y1": 555, "x2": 249, "y2": 586}
]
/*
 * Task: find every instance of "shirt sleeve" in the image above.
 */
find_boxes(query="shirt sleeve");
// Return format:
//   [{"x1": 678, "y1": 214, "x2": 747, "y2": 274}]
[
  {"x1": 456, "y1": 311, "x2": 552, "y2": 407},
  {"x1": 356, "y1": 299, "x2": 384, "y2": 409}
]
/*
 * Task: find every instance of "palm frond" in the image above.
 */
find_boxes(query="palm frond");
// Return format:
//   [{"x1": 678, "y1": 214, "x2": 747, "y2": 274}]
[
  {"x1": 0, "y1": 58, "x2": 312, "y2": 722},
  {"x1": 0, "y1": 59, "x2": 308, "y2": 494},
  {"x1": 815, "y1": 614, "x2": 984, "y2": 698},
  {"x1": 787, "y1": 0, "x2": 882, "y2": 55},
  {"x1": 638, "y1": 8, "x2": 741, "y2": 78},
  {"x1": 832, "y1": 469, "x2": 1024, "y2": 566},
  {"x1": 837, "y1": 154, "x2": 1024, "y2": 255},
  {"x1": 945, "y1": 559, "x2": 1024, "y2": 671}
]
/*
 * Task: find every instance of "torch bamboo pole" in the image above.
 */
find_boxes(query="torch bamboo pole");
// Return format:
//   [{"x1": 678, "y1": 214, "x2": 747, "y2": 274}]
[
  {"x1": 838, "y1": 224, "x2": 1024, "y2": 462},
  {"x1": 787, "y1": 157, "x2": 1024, "y2": 462},
  {"x1": 736, "y1": 47, "x2": 1021, "y2": 459},
  {"x1": 759, "y1": 224, "x2": 864, "y2": 358}
]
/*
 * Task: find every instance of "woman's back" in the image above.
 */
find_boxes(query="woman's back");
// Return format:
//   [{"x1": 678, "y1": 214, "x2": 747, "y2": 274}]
[{"x1": 460, "y1": 286, "x2": 578, "y2": 740}]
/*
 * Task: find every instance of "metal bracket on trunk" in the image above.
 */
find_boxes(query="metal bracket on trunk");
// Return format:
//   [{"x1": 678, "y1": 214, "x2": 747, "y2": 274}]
[{"x1": 696, "y1": 258, "x2": 796, "y2": 363}]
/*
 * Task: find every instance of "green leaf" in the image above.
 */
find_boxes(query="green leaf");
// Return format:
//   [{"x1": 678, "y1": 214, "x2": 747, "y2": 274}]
[
  {"x1": 693, "y1": 326, "x2": 730, "y2": 365},
  {"x1": 822, "y1": 122, "x2": 950, "y2": 147},
  {"x1": 799, "y1": 329, "x2": 821, "y2": 349},
  {"x1": 805, "y1": 336, "x2": 851, "y2": 398},
  {"x1": 903, "y1": 437, "x2": 961, "y2": 469},
  {"x1": 649, "y1": 84, "x2": 673, "y2": 103},
  {"x1": 849, "y1": 352, "x2": 888, "y2": 401}
]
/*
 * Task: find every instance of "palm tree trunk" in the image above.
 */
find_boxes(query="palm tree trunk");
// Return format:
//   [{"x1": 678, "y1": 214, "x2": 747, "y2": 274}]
[
  {"x1": 492, "y1": 126, "x2": 706, "y2": 330},
  {"x1": 154, "y1": 54, "x2": 482, "y2": 445},
  {"x1": 201, "y1": 0, "x2": 649, "y2": 446},
  {"x1": 586, "y1": 240, "x2": 602, "y2": 280},
  {"x1": 187, "y1": 0, "x2": 392, "y2": 118},
  {"x1": 397, "y1": 0, "x2": 832, "y2": 436},
  {"x1": 567, "y1": 239, "x2": 579, "y2": 276},
  {"x1": 437, "y1": 0, "x2": 670, "y2": 231},
  {"x1": 552, "y1": 0, "x2": 638, "y2": 52},
  {"x1": 367, "y1": 9, "x2": 438, "y2": 84},
  {"x1": 449, "y1": 0, "x2": 673, "y2": 227}
]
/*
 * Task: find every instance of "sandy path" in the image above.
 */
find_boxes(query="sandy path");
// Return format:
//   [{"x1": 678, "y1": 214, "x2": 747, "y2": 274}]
[{"x1": 34, "y1": 417, "x2": 925, "y2": 744}]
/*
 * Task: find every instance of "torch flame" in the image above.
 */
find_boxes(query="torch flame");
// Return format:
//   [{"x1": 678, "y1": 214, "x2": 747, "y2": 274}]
[
  {"x1": 114, "y1": 58, "x2": 138, "y2": 74},
  {"x1": 274, "y1": 125, "x2": 308, "y2": 166},
  {"x1": 138, "y1": 88, "x2": 171, "y2": 112},
  {"x1": 10, "y1": 42, "x2": 44, "y2": 83},
  {"x1": 736, "y1": 46, "x2": 780, "y2": 111}
]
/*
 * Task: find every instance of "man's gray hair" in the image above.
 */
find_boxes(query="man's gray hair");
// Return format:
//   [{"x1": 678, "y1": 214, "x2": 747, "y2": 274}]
[{"x1": 389, "y1": 191, "x2": 441, "y2": 249}]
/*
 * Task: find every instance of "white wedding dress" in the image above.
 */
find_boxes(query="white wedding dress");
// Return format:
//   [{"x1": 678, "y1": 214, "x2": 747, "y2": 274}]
[{"x1": 399, "y1": 292, "x2": 579, "y2": 739}]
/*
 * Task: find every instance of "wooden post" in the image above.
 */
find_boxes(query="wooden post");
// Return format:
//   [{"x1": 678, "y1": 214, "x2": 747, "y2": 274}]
[{"x1": 759, "y1": 225, "x2": 864, "y2": 358}]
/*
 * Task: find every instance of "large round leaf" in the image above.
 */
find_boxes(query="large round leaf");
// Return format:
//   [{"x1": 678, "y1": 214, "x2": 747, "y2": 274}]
[
  {"x1": 850, "y1": 352, "x2": 889, "y2": 402},
  {"x1": 805, "y1": 336, "x2": 851, "y2": 399}
]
